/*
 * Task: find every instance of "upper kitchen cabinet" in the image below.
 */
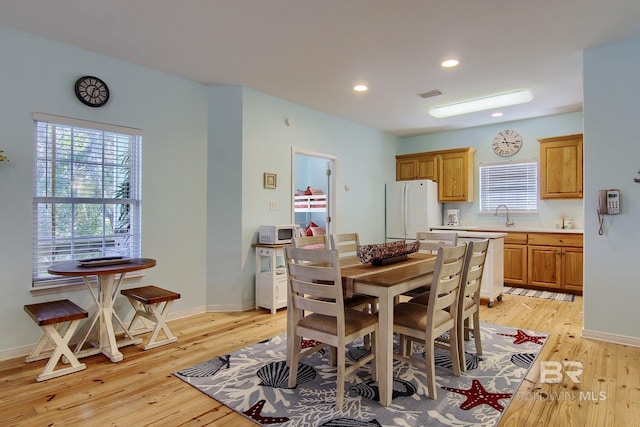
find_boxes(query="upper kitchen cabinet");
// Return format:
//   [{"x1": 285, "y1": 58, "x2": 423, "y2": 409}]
[
  {"x1": 539, "y1": 133, "x2": 583, "y2": 199},
  {"x1": 395, "y1": 147, "x2": 475, "y2": 202},
  {"x1": 438, "y1": 147, "x2": 475, "y2": 202},
  {"x1": 395, "y1": 153, "x2": 438, "y2": 181}
]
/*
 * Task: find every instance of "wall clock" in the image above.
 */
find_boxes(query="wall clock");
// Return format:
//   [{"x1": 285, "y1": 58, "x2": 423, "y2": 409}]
[
  {"x1": 74, "y1": 76, "x2": 110, "y2": 107},
  {"x1": 492, "y1": 129, "x2": 522, "y2": 157}
]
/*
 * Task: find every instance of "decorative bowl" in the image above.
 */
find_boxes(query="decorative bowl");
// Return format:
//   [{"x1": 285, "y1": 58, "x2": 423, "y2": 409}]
[{"x1": 356, "y1": 240, "x2": 419, "y2": 265}]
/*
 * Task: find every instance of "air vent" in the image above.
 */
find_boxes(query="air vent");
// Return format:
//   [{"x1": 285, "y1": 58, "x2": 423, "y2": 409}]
[{"x1": 418, "y1": 90, "x2": 442, "y2": 99}]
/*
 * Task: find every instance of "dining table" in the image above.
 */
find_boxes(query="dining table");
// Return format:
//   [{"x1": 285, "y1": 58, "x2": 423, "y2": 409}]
[
  {"x1": 339, "y1": 252, "x2": 437, "y2": 407},
  {"x1": 47, "y1": 257, "x2": 156, "y2": 362}
]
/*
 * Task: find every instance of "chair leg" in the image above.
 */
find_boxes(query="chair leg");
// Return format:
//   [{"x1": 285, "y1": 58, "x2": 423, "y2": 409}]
[
  {"x1": 287, "y1": 335, "x2": 302, "y2": 388},
  {"x1": 458, "y1": 317, "x2": 467, "y2": 372},
  {"x1": 424, "y1": 339, "x2": 437, "y2": 400},
  {"x1": 473, "y1": 311, "x2": 483, "y2": 355},
  {"x1": 335, "y1": 342, "x2": 346, "y2": 410},
  {"x1": 28, "y1": 320, "x2": 86, "y2": 382},
  {"x1": 449, "y1": 325, "x2": 461, "y2": 377}
]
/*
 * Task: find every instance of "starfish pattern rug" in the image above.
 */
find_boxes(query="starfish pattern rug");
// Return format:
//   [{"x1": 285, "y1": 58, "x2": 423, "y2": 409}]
[{"x1": 174, "y1": 323, "x2": 547, "y2": 426}]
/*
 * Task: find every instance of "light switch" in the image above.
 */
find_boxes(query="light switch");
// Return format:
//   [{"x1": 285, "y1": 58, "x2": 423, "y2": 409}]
[{"x1": 269, "y1": 200, "x2": 278, "y2": 211}]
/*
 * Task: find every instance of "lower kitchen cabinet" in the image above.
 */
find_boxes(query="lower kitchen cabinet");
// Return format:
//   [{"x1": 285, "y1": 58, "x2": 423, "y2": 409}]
[
  {"x1": 503, "y1": 232, "x2": 528, "y2": 286},
  {"x1": 527, "y1": 233, "x2": 583, "y2": 294}
]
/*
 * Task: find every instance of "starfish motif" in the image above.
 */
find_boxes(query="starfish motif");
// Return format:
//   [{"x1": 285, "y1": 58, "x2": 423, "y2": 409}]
[
  {"x1": 442, "y1": 379, "x2": 512, "y2": 412},
  {"x1": 243, "y1": 399, "x2": 290, "y2": 424},
  {"x1": 498, "y1": 329, "x2": 546, "y2": 345}
]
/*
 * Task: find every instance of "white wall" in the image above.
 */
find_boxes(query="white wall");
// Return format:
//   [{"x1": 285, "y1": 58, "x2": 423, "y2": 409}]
[
  {"x1": 399, "y1": 113, "x2": 584, "y2": 228},
  {"x1": 0, "y1": 26, "x2": 208, "y2": 354},
  {"x1": 583, "y1": 37, "x2": 640, "y2": 343}
]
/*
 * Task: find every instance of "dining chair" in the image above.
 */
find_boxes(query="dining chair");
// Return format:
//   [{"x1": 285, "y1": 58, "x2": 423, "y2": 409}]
[
  {"x1": 399, "y1": 231, "x2": 459, "y2": 301},
  {"x1": 392, "y1": 243, "x2": 467, "y2": 400},
  {"x1": 292, "y1": 234, "x2": 329, "y2": 249},
  {"x1": 285, "y1": 246, "x2": 379, "y2": 409},
  {"x1": 408, "y1": 239, "x2": 488, "y2": 372}
]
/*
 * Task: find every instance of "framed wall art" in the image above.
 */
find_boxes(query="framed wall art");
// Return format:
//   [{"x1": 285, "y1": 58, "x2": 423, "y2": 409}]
[{"x1": 264, "y1": 172, "x2": 277, "y2": 189}]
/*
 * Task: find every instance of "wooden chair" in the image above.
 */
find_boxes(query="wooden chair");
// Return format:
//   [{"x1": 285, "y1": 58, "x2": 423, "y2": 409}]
[
  {"x1": 399, "y1": 231, "x2": 459, "y2": 300},
  {"x1": 392, "y1": 243, "x2": 467, "y2": 400},
  {"x1": 292, "y1": 234, "x2": 328, "y2": 249},
  {"x1": 285, "y1": 246, "x2": 379, "y2": 410},
  {"x1": 409, "y1": 240, "x2": 488, "y2": 371},
  {"x1": 456, "y1": 239, "x2": 489, "y2": 371},
  {"x1": 24, "y1": 299, "x2": 88, "y2": 381},
  {"x1": 121, "y1": 286, "x2": 181, "y2": 350}
]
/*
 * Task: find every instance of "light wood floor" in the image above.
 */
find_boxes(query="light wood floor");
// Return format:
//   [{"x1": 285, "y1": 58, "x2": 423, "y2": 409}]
[{"x1": 1, "y1": 294, "x2": 638, "y2": 426}]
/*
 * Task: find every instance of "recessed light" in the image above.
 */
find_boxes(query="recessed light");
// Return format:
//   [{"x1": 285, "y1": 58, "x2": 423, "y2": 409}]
[
  {"x1": 441, "y1": 59, "x2": 459, "y2": 68},
  {"x1": 491, "y1": 112, "x2": 503, "y2": 117},
  {"x1": 429, "y1": 89, "x2": 533, "y2": 118},
  {"x1": 353, "y1": 84, "x2": 368, "y2": 92}
]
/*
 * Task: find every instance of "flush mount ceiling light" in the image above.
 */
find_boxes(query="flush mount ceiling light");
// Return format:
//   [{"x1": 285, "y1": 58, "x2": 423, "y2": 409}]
[
  {"x1": 429, "y1": 89, "x2": 533, "y2": 118},
  {"x1": 441, "y1": 59, "x2": 459, "y2": 68},
  {"x1": 353, "y1": 84, "x2": 368, "y2": 92}
]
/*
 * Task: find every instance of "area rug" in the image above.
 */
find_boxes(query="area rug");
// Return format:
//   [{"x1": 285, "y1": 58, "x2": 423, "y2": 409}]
[
  {"x1": 174, "y1": 323, "x2": 547, "y2": 426},
  {"x1": 503, "y1": 286, "x2": 575, "y2": 302}
]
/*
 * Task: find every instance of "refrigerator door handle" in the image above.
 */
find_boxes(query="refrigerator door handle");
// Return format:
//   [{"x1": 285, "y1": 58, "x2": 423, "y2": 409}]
[{"x1": 402, "y1": 182, "x2": 407, "y2": 239}]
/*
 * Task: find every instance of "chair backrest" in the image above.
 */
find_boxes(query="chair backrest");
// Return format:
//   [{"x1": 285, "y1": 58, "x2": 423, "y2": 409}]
[
  {"x1": 292, "y1": 234, "x2": 329, "y2": 249},
  {"x1": 416, "y1": 231, "x2": 458, "y2": 254},
  {"x1": 285, "y1": 246, "x2": 344, "y2": 325},
  {"x1": 459, "y1": 239, "x2": 489, "y2": 306},
  {"x1": 424, "y1": 243, "x2": 467, "y2": 327},
  {"x1": 330, "y1": 233, "x2": 360, "y2": 257}
]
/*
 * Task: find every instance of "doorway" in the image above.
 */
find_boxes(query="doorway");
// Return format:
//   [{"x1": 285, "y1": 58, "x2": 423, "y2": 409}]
[{"x1": 291, "y1": 147, "x2": 337, "y2": 237}]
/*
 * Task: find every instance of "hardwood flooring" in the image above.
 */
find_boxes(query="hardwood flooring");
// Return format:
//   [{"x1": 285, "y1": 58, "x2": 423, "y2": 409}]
[{"x1": 1, "y1": 294, "x2": 638, "y2": 426}]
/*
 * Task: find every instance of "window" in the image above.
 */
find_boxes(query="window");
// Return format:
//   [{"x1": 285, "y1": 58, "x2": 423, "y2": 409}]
[
  {"x1": 32, "y1": 113, "x2": 142, "y2": 286},
  {"x1": 479, "y1": 160, "x2": 538, "y2": 214}
]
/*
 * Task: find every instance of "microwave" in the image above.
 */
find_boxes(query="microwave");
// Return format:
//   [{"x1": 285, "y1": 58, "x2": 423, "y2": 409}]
[{"x1": 259, "y1": 225, "x2": 298, "y2": 244}]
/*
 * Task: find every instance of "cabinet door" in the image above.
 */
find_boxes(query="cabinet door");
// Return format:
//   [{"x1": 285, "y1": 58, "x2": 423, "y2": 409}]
[
  {"x1": 528, "y1": 245, "x2": 561, "y2": 289},
  {"x1": 504, "y1": 244, "x2": 527, "y2": 285},
  {"x1": 438, "y1": 151, "x2": 473, "y2": 202},
  {"x1": 540, "y1": 134, "x2": 583, "y2": 199},
  {"x1": 417, "y1": 155, "x2": 438, "y2": 181},
  {"x1": 562, "y1": 247, "x2": 583, "y2": 292},
  {"x1": 396, "y1": 158, "x2": 417, "y2": 180}
]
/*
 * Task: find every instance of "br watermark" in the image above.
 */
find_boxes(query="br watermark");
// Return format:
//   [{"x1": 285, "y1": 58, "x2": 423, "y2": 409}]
[{"x1": 516, "y1": 360, "x2": 607, "y2": 402}]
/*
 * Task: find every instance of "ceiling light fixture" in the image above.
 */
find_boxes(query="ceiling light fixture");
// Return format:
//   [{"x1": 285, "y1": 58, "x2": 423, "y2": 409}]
[
  {"x1": 441, "y1": 59, "x2": 459, "y2": 68},
  {"x1": 491, "y1": 112, "x2": 503, "y2": 117},
  {"x1": 353, "y1": 84, "x2": 368, "y2": 92},
  {"x1": 429, "y1": 89, "x2": 533, "y2": 118}
]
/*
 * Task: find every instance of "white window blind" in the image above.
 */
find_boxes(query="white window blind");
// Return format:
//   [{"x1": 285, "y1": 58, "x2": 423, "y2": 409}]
[
  {"x1": 479, "y1": 160, "x2": 538, "y2": 213},
  {"x1": 32, "y1": 113, "x2": 142, "y2": 286}
]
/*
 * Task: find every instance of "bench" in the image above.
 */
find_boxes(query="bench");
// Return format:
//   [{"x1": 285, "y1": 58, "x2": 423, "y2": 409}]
[
  {"x1": 24, "y1": 299, "x2": 88, "y2": 382},
  {"x1": 121, "y1": 286, "x2": 181, "y2": 350}
]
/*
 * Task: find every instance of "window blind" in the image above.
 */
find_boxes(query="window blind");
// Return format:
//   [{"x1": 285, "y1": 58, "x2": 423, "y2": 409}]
[
  {"x1": 32, "y1": 113, "x2": 142, "y2": 285},
  {"x1": 479, "y1": 160, "x2": 538, "y2": 213}
]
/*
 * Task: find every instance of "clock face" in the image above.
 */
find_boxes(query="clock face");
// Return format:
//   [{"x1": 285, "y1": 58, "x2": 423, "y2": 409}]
[
  {"x1": 492, "y1": 129, "x2": 522, "y2": 157},
  {"x1": 74, "y1": 76, "x2": 110, "y2": 107}
]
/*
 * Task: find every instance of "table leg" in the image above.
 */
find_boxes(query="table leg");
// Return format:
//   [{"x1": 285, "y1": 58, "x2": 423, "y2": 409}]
[{"x1": 377, "y1": 288, "x2": 394, "y2": 407}]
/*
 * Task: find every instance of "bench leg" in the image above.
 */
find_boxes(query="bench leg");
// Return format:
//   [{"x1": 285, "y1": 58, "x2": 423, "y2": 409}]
[
  {"x1": 126, "y1": 299, "x2": 155, "y2": 334},
  {"x1": 143, "y1": 300, "x2": 177, "y2": 350},
  {"x1": 26, "y1": 320, "x2": 86, "y2": 382}
]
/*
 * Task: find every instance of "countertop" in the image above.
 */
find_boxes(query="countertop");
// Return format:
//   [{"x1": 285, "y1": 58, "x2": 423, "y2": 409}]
[
  {"x1": 429, "y1": 229, "x2": 507, "y2": 239},
  {"x1": 432, "y1": 225, "x2": 584, "y2": 234}
]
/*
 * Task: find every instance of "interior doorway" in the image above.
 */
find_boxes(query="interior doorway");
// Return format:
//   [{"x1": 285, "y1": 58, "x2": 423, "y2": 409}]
[{"x1": 291, "y1": 147, "x2": 337, "y2": 238}]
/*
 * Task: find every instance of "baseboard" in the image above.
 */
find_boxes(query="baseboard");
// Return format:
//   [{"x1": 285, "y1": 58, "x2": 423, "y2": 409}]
[{"x1": 582, "y1": 329, "x2": 640, "y2": 348}]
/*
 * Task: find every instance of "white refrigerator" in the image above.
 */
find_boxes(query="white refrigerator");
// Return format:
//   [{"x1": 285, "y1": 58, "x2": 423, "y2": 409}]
[{"x1": 385, "y1": 180, "x2": 442, "y2": 241}]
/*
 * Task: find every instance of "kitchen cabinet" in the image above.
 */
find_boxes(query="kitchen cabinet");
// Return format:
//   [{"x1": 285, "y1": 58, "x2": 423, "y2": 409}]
[
  {"x1": 396, "y1": 147, "x2": 475, "y2": 202},
  {"x1": 438, "y1": 148, "x2": 475, "y2": 202},
  {"x1": 527, "y1": 233, "x2": 583, "y2": 293},
  {"x1": 253, "y1": 244, "x2": 288, "y2": 314},
  {"x1": 504, "y1": 232, "x2": 528, "y2": 286},
  {"x1": 539, "y1": 133, "x2": 583, "y2": 199},
  {"x1": 395, "y1": 153, "x2": 438, "y2": 181}
]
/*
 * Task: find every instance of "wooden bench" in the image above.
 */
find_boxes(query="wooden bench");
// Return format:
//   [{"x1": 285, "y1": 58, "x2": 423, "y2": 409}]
[
  {"x1": 121, "y1": 286, "x2": 181, "y2": 350},
  {"x1": 24, "y1": 299, "x2": 88, "y2": 382}
]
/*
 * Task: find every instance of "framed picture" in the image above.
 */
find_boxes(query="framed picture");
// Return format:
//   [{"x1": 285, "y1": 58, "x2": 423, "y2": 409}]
[{"x1": 264, "y1": 172, "x2": 277, "y2": 189}]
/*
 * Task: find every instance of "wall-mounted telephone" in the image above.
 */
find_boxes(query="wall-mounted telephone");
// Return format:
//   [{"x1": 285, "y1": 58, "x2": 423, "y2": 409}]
[
  {"x1": 598, "y1": 189, "x2": 620, "y2": 215},
  {"x1": 597, "y1": 189, "x2": 620, "y2": 235}
]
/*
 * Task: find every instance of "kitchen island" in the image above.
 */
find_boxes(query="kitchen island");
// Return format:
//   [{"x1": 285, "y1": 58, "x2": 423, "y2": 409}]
[{"x1": 429, "y1": 228, "x2": 507, "y2": 307}]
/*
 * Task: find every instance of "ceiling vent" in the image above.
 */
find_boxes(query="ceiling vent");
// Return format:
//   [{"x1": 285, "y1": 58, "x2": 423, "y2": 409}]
[{"x1": 418, "y1": 90, "x2": 442, "y2": 99}]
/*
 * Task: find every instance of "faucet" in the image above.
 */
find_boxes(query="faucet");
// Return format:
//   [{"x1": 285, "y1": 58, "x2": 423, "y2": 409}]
[{"x1": 494, "y1": 204, "x2": 515, "y2": 227}]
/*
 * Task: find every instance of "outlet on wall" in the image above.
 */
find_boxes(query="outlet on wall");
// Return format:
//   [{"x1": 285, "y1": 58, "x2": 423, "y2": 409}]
[{"x1": 269, "y1": 200, "x2": 278, "y2": 211}]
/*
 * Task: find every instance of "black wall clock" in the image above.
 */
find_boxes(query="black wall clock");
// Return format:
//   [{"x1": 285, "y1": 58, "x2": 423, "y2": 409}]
[{"x1": 74, "y1": 76, "x2": 110, "y2": 107}]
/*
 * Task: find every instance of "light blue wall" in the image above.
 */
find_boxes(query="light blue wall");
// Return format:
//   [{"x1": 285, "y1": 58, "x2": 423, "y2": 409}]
[
  {"x1": 0, "y1": 26, "x2": 208, "y2": 352},
  {"x1": 399, "y1": 112, "x2": 584, "y2": 228},
  {"x1": 583, "y1": 37, "x2": 640, "y2": 340}
]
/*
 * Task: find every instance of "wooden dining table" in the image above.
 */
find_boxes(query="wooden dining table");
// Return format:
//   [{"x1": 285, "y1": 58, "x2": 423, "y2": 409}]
[
  {"x1": 339, "y1": 252, "x2": 437, "y2": 407},
  {"x1": 47, "y1": 258, "x2": 156, "y2": 362}
]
